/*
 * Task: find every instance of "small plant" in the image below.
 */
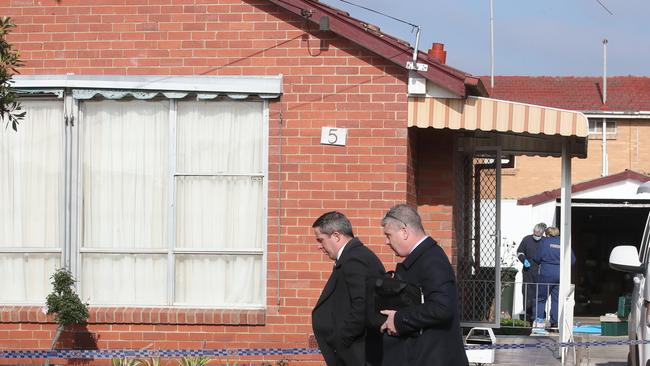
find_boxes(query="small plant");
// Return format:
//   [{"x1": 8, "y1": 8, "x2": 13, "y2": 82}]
[
  {"x1": 43, "y1": 268, "x2": 89, "y2": 366},
  {"x1": 500, "y1": 317, "x2": 529, "y2": 327},
  {"x1": 500, "y1": 241, "x2": 519, "y2": 284},
  {"x1": 138, "y1": 358, "x2": 161, "y2": 366},
  {"x1": 111, "y1": 358, "x2": 142, "y2": 366},
  {"x1": 177, "y1": 356, "x2": 211, "y2": 366},
  {"x1": 45, "y1": 268, "x2": 89, "y2": 326}
]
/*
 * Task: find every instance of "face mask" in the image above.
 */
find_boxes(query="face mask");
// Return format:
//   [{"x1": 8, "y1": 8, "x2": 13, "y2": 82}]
[{"x1": 533, "y1": 235, "x2": 542, "y2": 241}]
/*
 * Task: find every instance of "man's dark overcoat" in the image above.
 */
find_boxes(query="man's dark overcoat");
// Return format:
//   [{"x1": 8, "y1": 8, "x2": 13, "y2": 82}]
[
  {"x1": 312, "y1": 238, "x2": 386, "y2": 366},
  {"x1": 382, "y1": 237, "x2": 469, "y2": 366}
]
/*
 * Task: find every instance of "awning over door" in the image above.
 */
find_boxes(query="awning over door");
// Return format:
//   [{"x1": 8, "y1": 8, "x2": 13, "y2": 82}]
[
  {"x1": 408, "y1": 96, "x2": 589, "y2": 158},
  {"x1": 408, "y1": 96, "x2": 588, "y2": 136},
  {"x1": 408, "y1": 95, "x2": 582, "y2": 346}
]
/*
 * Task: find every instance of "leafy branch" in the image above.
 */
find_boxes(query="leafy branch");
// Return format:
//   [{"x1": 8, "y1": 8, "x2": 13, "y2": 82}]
[
  {"x1": 500, "y1": 241, "x2": 519, "y2": 283},
  {"x1": 0, "y1": 16, "x2": 25, "y2": 131}
]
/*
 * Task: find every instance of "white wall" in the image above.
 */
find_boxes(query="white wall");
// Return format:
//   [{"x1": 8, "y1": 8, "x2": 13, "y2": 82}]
[
  {"x1": 501, "y1": 200, "x2": 554, "y2": 317},
  {"x1": 499, "y1": 178, "x2": 647, "y2": 317}
]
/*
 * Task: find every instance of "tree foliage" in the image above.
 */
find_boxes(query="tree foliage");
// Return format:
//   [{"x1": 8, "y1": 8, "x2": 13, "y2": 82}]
[
  {"x1": 45, "y1": 268, "x2": 89, "y2": 326},
  {"x1": 0, "y1": 17, "x2": 25, "y2": 131}
]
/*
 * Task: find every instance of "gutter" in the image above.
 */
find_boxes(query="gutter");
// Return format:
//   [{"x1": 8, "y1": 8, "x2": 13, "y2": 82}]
[
  {"x1": 464, "y1": 76, "x2": 489, "y2": 97},
  {"x1": 583, "y1": 111, "x2": 650, "y2": 119}
]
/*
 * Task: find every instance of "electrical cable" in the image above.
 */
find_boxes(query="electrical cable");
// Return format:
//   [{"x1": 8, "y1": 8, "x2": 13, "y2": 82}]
[
  {"x1": 335, "y1": 0, "x2": 418, "y2": 28},
  {"x1": 595, "y1": 0, "x2": 614, "y2": 15}
]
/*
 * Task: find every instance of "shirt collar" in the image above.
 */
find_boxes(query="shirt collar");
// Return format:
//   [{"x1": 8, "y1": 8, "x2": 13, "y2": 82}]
[
  {"x1": 409, "y1": 235, "x2": 429, "y2": 255},
  {"x1": 336, "y1": 242, "x2": 349, "y2": 261}
]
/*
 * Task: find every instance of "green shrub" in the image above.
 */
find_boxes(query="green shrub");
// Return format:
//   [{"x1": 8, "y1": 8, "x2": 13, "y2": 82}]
[
  {"x1": 45, "y1": 268, "x2": 89, "y2": 326},
  {"x1": 500, "y1": 318, "x2": 529, "y2": 327}
]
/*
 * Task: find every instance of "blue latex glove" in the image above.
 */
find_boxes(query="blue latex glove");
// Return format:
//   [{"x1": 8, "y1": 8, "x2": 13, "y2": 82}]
[{"x1": 523, "y1": 259, "x2": 531, "y2": 268}]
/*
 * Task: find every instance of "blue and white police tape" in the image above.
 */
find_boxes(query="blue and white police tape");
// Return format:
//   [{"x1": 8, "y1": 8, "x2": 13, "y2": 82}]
[
  {"x1": 466, "y1": 337, "x2": 650, "y2": 350},
  {"x1": 0, "y1": 348, "x2": 320, "y2": 359},
  {"x1": 0, "y1": 339, "x2": 647, "y2": 359}
]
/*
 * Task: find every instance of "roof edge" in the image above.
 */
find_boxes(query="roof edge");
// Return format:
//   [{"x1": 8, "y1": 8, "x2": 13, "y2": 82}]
[
  {"x1": 268, "y1": 0, "x2": 469, "y2": 97},
  {"x1": 517, "y1": 169, "x2": 650, "y2": 206}
]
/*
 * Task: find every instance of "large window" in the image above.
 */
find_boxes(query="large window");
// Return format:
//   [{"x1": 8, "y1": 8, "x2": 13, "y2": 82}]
[{"x1": 1, "y1": 95, "x2": 267, "y2": 308}]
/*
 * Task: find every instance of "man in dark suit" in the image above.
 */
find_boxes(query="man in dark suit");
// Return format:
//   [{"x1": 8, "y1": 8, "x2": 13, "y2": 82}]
[
  {"x1": 312, "y1": 211, "x2": 386, "y2": 366},
  {"x1": 379, "y1": 204, "x2": 468, "y2": 366}
]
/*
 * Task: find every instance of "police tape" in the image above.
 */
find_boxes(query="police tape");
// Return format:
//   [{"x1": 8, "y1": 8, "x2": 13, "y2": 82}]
[
  {"x1": 0, "y1": 348, "x2": 320, "y2": 359},
  {"x1": 0, "y1": 339, "x2": 646, "y2": 359},
  {"x1": 465, "y1": 338, "x2": 645, "y2": 350}
]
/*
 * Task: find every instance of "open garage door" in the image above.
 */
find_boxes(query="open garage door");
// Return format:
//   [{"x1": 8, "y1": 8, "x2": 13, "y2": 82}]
[{"x1": 558, "y1": 200, "x2": 649, "y2": 316}]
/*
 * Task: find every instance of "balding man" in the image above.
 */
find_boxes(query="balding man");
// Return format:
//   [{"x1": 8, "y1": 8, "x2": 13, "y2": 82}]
[{"x1": 379, "y1": 204, "x2": 468, "y2": 366}]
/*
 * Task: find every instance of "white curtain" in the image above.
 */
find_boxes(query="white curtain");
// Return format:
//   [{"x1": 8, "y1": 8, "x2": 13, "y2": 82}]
[
  {"x1": 80, "y1": 98, "x2": 264, "y2": 306},
  {"x1": 81, "y1": 254, "x2": 167, "y2": 305},
  {"x1": 176, "y1": 176, "x2": 263, "y2": 249},
  {"x1": 175, "y1": 100, "x2": 264, "y2": 306},
  {"x1": 176, "y1": 100, "x2": 263, "y2": 174},
  {"x1": 0, "y1": 100, "x2": 63, "y2": 303},
  {"x1": 81, "y1": 99, "x2": 169, "y2": 305},
  {"x1": 82, "y1": 99, "x2": 169, "y2": 249},
  {"x1": 0, "y1": 100, "x2": 64, "y2": 247},
  {"x1": 175, "y1": 255, "x2": 262, "y2": 306}
]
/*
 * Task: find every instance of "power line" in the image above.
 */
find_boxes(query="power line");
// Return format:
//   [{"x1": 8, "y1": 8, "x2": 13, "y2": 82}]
[
  {"x1": 595, "y1": 0, "x2": 614, "y2": 15},
  {"x1": 335, "y1": 0, "x2": 418, "y2": 28}
]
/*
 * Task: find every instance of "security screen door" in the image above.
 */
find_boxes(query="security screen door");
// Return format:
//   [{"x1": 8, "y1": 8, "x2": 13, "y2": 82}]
[{"x1": 456, "y1": 149, "x2": 502, "y2": 327}]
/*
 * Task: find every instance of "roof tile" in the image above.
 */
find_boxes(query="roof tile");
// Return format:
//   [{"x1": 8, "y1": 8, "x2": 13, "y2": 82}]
[{"x1": 481, "y1": 76, "x2": 650, "y2": 111}]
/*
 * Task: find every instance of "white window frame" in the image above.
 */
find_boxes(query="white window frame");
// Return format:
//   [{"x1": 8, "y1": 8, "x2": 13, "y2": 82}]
[
  {"x1": 588, "y1": 118, "x2": 617, "y2": 137},
  {"x1": 3, "y1": 75, "x2": 279, "y2": 307},
  {"x1": 73, "y1": 97, "x2": 269, "y2": 308}
]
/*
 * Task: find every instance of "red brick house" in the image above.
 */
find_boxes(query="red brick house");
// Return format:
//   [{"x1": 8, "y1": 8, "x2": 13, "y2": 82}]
[{"x1": 0, "y1": 1, "x2": 589, "y2": 364}]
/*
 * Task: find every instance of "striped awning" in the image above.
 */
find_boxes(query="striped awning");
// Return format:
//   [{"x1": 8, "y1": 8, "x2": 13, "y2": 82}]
[{"x1": 408, "y1": 96, "x2": 588, "y2": 138}]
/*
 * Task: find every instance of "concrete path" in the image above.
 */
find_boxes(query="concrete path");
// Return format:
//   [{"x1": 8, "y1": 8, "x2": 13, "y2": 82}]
[{"x1": 479, "y1": 334, "x2": 628, "y2": 366}]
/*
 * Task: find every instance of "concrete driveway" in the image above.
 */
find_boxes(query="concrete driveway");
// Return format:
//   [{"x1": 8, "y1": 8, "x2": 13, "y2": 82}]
[{"x1": 483, "y1": 334, "x2": 628, "y2": 366}]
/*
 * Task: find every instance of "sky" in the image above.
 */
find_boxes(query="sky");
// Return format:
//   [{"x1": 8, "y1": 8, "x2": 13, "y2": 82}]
[{"x1": 320, "y1": 0, "x2": 650, "y2": 77}]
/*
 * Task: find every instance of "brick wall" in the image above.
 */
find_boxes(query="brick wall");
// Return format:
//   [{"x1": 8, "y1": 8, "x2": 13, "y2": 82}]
[
  {"x1": 502, "y1": 119, "x2": 650, "y2": 199},
  {"x1": 411, "y1": 128, "x2": 457, "y2": 264},
  {"x1": 0, "y1": 0, "x2": 439, "y2": 364}
]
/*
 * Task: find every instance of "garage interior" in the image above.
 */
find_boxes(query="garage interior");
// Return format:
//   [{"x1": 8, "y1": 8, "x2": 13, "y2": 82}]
[{"x1": 562, "y1": 199, "x2": 650, "y2": 316}]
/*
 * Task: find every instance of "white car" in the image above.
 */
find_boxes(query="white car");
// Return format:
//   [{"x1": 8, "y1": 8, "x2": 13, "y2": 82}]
[{"x1": 609, "y1": 182, "x2": 650, "y2": 366}]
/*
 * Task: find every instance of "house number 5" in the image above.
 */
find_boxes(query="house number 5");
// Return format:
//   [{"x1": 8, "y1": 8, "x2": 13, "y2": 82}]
[{"x1": 320, "y1": 127, "x2": 348, "y2": 146}]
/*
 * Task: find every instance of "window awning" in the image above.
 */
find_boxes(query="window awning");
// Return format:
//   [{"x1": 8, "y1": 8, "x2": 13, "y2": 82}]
[
  {"x1": 408, "y1": 96, "x2": 589, "y2": 158},
  {"x1": 11, "y1": 75, "x2": 283, "y2": 99}
]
